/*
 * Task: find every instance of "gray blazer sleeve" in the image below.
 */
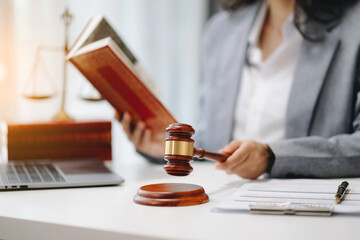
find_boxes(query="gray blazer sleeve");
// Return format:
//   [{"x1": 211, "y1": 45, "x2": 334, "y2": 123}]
[{"x1": 268, "y1": 79, "x2": 360, "y2": 178}]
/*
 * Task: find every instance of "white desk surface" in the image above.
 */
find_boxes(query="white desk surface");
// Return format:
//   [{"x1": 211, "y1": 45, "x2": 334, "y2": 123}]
[{"x1": 1, "y1": 160, "x2": 360, "y2": 240}]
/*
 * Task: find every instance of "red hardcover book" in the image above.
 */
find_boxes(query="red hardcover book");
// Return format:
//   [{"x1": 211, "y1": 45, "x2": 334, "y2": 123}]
[
  {"x1": 8, "y1": 145, "x2": 112, "y2": 161},
  {"x1": 7, "y1": 131, "x2": 111, "y2": 149},
  {"x1": 7, "y1": 120, "x2": 112, "y2": 137},
  {"x1": 67, "y1": 16, "x2": 176, "y2": 135}
]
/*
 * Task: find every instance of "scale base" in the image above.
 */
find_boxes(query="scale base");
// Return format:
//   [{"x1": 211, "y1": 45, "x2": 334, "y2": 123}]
[{"x1": 52, "y1": 109, "x2": 73, "y2": 122}]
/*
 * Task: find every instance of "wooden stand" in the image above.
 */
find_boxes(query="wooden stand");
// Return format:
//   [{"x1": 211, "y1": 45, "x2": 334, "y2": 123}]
[{"x1": 134, "y1": 183, "x2": 209, "y2": 207}]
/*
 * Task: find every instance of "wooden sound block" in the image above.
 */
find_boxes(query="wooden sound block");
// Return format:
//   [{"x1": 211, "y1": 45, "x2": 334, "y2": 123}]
[{"x1": 134, "y1": 183, "x2": 209, "y2": 207}]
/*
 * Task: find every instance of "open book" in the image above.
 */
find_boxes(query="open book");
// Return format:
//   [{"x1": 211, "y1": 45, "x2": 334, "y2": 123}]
[{"x1": 67, "y1": 16, "x2": 176, "y2": 134}]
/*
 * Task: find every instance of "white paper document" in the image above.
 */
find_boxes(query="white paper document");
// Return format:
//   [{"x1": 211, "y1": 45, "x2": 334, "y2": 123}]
[{"x1": 215, "y1": 179, "x2": 360, "y2": 215}]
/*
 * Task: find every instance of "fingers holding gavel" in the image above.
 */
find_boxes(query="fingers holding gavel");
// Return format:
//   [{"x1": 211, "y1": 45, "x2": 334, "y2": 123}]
[
  {"x1": 216, "y1": 140, "x2": 274, "y2": 179},
  {"x1": 163, "y1": 123, "x2": 274, "y2": 179}
]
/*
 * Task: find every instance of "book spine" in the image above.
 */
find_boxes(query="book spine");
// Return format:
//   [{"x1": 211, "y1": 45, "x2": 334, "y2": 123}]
[
  {"x1": 7, "y1": 121, "x2": 112, "y2": 137},
  {"x1": 7, "y1": 131, "x2": 111, "y2": 149},
  {"x1": 8, "y1": 146, "x2": 112, "y2": 161},
  {"x1": 0, "y1": 121, "x2": 5, "y2": 162}
]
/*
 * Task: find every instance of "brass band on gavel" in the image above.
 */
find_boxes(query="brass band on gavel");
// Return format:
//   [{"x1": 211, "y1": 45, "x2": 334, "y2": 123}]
[{"x1": 165, "y1": 140, "x2": 194, "y2": 157}]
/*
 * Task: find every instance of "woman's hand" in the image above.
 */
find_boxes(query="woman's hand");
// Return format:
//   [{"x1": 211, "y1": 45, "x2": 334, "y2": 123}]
[
  {"x1": 215, "y1": 140, "x2": 274, "y2": 179},
  {"x1": 116, "y1": 111, "x2": 165, "y2": 158}
]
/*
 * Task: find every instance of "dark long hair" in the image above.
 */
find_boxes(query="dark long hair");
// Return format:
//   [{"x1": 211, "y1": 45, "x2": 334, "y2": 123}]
[{"x1": 220, "y1": 0, "x2": 357, "y2": 41}]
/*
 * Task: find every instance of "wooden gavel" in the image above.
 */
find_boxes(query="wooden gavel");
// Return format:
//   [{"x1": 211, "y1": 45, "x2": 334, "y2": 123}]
[{"x1": 163, "y1": 123, "x2": 230, "y2": 176}]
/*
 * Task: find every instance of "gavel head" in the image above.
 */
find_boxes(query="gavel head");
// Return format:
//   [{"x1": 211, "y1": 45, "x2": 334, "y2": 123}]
[{"x1": 163, "y1": 123, "x2": 195, "y2": 176}]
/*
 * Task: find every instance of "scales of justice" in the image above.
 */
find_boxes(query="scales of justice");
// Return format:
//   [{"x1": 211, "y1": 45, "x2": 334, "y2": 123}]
[{"x1": 23, "y1": 8, "x2": 103, "y2": 121}]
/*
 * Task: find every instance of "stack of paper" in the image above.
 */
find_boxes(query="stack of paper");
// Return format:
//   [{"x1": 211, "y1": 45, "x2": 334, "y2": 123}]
[{"x1": 215, "y1": 179, "x2": 360, "y2": 215}]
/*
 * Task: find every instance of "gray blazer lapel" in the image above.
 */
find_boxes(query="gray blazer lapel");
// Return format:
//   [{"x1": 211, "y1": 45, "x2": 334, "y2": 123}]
[
  {"x1": 286, "y1": 30, "x2": 341, "y2": 138},
  {"x1": 206, "y1": 3, "x2": 261, "y2": 151}
]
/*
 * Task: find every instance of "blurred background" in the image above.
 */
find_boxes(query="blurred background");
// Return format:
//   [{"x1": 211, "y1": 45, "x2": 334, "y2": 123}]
[{"x1": 0, "y1": 0, "x2": 220, "y2": 162}]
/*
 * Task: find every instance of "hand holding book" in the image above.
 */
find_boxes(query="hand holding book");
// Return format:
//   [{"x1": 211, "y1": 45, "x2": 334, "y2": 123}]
[
  {"x1": 116, "y1": 111, "x2": 165, "y2": 158},
  {"x1": 67, "y1": 16, "x2": 176, "y2": 136}
]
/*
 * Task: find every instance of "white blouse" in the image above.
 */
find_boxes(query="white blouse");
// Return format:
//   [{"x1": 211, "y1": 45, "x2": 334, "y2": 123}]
[{"x1": 232, "y1": 2, "x2": 303, "y2": 143}]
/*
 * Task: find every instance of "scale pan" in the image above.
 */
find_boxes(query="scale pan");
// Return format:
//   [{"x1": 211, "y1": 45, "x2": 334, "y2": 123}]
[
  {"x1": 23, "y1": 94, "x2": 54, "y2": 100},
  {"x1": 79, "y1": 95, "x2": 104, "y2": 102}
]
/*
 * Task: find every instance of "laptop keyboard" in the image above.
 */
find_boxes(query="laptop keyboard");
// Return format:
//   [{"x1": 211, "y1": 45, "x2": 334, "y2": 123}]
[{"x1": 0, "y1": 163, "x2": 67, "y2": 185}]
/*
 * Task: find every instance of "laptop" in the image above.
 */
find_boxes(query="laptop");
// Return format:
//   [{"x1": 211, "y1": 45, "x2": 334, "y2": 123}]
[{"x1": 0, "y1": 158, "x2": 124, "y2": 190}]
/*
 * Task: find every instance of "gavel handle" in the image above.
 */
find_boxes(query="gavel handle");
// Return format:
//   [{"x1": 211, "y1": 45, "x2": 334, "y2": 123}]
[{"x1": 194, "y1": 148, "x2": 229, "y2": 163}]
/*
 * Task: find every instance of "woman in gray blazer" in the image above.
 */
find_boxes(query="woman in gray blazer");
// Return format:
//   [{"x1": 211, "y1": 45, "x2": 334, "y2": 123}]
[{"x1": 119, "y1": 0, "x2": 360, "y2": 179}]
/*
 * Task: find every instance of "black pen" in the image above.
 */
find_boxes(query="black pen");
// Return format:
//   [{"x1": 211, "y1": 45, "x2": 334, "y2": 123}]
[{"x1": 335, "y1": 181, "x2": 349, "y2": 204}]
